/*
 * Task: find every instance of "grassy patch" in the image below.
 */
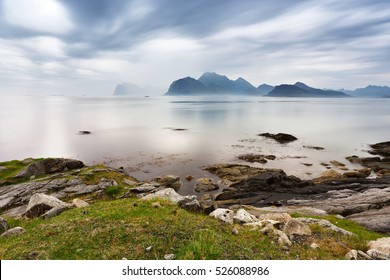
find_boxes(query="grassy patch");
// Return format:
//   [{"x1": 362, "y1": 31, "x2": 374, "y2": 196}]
[
  {"x1": 1, "y1": 198, "x2": 386, "y2": 260},
  {"x1": 0, "y1": 158, "x2": 42, "y2": 186}
]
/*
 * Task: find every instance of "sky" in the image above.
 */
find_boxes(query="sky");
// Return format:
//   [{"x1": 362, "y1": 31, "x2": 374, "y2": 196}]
[{"x1": 0, "y1": 0, "x2": 389, "y2": 96}]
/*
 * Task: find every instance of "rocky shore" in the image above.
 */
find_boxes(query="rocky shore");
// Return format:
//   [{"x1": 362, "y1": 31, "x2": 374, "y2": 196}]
[{"x1": 1, "y1": 140, "x2": 390, "y2": 259}]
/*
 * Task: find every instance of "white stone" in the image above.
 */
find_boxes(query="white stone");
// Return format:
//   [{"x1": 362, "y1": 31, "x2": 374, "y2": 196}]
[
  {"x1": 233, "y1": 209, "x2": 259, "y2": 224},
  {"x1": 72, "y1": 198, "x2": 89, "y2": 208},
  {"x1": 209, "y1": 208, "x2": 235, "y2": 225},
  {"x1": 25, "y1": 193, "x2": 72, "y2": 218},
  {"x1": 142, "y1": 188, "x2": 184, "y2": 203}
]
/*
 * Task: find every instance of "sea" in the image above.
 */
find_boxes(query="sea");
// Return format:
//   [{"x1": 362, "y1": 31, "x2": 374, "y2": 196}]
[{"x1": 1, "y1": 95, "x2": 389, "y2": 195}]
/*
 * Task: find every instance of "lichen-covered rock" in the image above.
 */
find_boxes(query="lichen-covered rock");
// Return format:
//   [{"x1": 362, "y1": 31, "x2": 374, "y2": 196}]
[
  {"x1": 295, "y1": 218, "x2": 354, "y2": 236},
  {"x1": 233, "y1": 209, "x2": 258, "y2": 224},
  {"x1": 209, "y1": 208, "x2": 235, "y2": 224},
  {"x1": 1, "y1": 226, "x2": 25, "y2": 237},
  {"x1": 25, "y1": 193, "x2": 72, "y2": 218}
]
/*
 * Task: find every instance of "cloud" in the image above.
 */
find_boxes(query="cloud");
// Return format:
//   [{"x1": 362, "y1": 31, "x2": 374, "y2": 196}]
[
  {"x1": 2, "y1": 0, "x2": 73, "y2": 34},
  {"x1": 0, "y1": 0, "x2": 389, "y2": 95}
]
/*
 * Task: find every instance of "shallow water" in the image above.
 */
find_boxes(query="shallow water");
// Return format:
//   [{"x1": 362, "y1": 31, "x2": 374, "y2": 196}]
[{"x1": 1, "y1": 95, "x2": 389, "y2": 195}]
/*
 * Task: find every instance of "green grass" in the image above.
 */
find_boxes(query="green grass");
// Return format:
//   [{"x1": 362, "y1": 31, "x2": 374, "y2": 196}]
[{"x1": 1, "y1": 197, "x2": 386, "y2": 260}]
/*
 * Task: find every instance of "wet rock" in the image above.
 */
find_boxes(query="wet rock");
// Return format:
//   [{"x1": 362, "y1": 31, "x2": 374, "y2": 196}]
[
  {"x1": 0, "y1": 217, "x2": 9, "y2": 234},
  {"x1": 233, "y1": 209, "x2": 258, "y2": 224},
  {"x1": 238, "y1": 154, "x2": 276, "y2": 164},
  {"x1": 369, "y1": 141, "x2": 390, "y2": 157},
  {"x1": 303, "y1": 145, "x2": 325, "y2": 150},
  {"x1": 300, "y1": 163, "x2": 313, "y2": 167},
  {"x1": 343, "y1": 171, "x2": 367, "y2": 178},
  {"x1": 330, "y1": 160, "x2": 346, "y2": 167},
  {"x1": 204, "y1": 164, "x2": 263, "y2": 182},
  {"x1": 25, "y1": 193, "x2": 72, "y2": 218},
  {"x1": 1, "y1": 226, "x2": 25, "y2": 237},
  {"x1": 209, "y1": 208, "x2": 235, "y2": 224},
  {"x1": 258, "y1": 132, "x2": 298, "y2": 143},
  {"x1": 198, "y1": 194, "x2": 217, "y2": 214},
  {"x1": 78, "y1": 131, "x2": 91, "y2": 135},
  {"x1": 14, "y1": 158, "x2": 84, "y2": 178},
  {"x1": 152, "y1": 175, "x2": 181, "y2": 190},
  {"x1": 283, "y1": 219, "x2": 312, "y2": 236},
  {"x1": 195, "y1": 178, "x2": 219, "y2": 192},
  {"x1": 185, "y1": 175, "x2": 194, "y2": 181},
  {"x1": 313, "y1": 170, "x2": 343, "y2": 183}
]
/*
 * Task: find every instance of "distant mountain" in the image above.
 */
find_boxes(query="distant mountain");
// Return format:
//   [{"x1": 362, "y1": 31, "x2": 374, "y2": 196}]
[
  {"x1": 346, "y1": 85, "x2": 390, "y2": 98},
  {"x1": 165, "y1": 77, "x2": 208, "y2": 95},
  {"x1": 257, "y1": 84, "x2": 274, "y2": 95},
  {"x1": 113, "y1": 83, "x2": 142, "y2": 96},
  {"x1": 165, "y1": 72, "x2": 261, "y2": 96},
  {"x1": 267, "y1": 82, "x2": 349, "y2": 97}
]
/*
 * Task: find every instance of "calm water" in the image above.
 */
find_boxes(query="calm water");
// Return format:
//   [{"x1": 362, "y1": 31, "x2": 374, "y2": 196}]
[{"x1": 1, "y1": 95, "x2": 389, "y2": 195}]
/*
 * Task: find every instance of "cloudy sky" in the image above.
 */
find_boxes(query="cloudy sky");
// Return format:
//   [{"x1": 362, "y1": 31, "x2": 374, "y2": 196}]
[{"x1": 0, "y1": 0, "x2": 389, "y2": 95}]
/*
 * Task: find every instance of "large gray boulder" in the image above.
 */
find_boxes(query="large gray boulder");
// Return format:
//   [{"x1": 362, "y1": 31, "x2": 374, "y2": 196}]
[
  {"x1": 25, "y1": 193, "x2": 72, "y2": 218},
  {"x1": 14, "y1": 158, "x2": 84, "y2": 178},
  {"x1": 141, "y1": 188, "x2": 185, "y2": 203},
  {"x1": 283, "y1": 219, "x2": 312, "y2": 236},
  {"x1": 368, "y1": 237, "x2": 390, "y2": 256}
]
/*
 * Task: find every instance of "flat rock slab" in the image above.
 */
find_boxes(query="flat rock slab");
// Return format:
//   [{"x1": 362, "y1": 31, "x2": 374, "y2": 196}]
[{"x1": 347, "y1": 206, "x2": 390, "y2": 234}]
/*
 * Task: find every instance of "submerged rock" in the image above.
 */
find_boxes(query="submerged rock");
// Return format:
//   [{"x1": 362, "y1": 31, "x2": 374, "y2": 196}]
[
  {"x1": 152, "y1": 175, "x2": 181, "y2": 190},
  {"x1": 258, "y1": 132, "x2": 298, "y2": 143},
  {"x1": 238, "y1": 154, "x2": 276, "y2": 164},
  {"x1": 195, "y1": 178, "x2": 219, "y2": 192}
]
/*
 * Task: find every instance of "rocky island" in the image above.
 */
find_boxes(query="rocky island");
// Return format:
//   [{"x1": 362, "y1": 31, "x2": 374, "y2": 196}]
[{"x1": 0, "y1": 140, "x2": 390, "y2": 260}]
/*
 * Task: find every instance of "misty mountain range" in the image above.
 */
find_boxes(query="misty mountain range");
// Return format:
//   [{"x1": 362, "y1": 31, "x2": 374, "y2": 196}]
[{"x1": 114, "y1": 72, "x2": 390, "y2": 97}]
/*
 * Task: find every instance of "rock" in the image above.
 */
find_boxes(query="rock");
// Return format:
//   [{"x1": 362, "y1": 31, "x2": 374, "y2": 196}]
[
  {"x1": 152, "y1": 202, "x2": 162, "y2": 208},
  {"x1": 177, "y1": 196, "x2": 201, "y2": 212},
  {"x1": 195, "y1": 178, "x2": 219, "y2": 192},
  {"x1": 1, "y1": 226, "x2": 25, "y2": 237},
  {"x1": 41, "y1": 207, "x2": 68, "y2": 219},
  {"x1": 303, "y1": 145, "x2": 324, "y2": 150},
  {"x1": 0, "y1": 217, "x2": 9, "y2": 234},
  {"x1": 232, "y1": 227, "x2": 239, "y2": 235},
  {"x1": 258, "y1": 213, "x2": 292, "y2": 225},
  {"x1": 345, "y1": 249, "x2": 358, "y2": 260},
  {"x1": 283, "y1": 219, "x2": 311, "y2": 236},
  {"x1": 233, "y1": 209, "x2": 258, "y2": 224},
  {"x1": 343, "y1": 171, "x2": 367, "y2": 178},
  {"x1": 25, "y1": 193, "x2": 72, "y2": 218},
  {"x1": 242, "y1": 206, "x2": 327, "y2": 217},
  {"x1": 276, "y1": 230, "x2": 292, "y2": 246},
  {"x1": 258, "y1": 132, "x2": 298, "y2": 143},
  {"x1": 368, "y1": 237, "x2": 390, "y2": 255},
  {"x1": 238, "y1": 154, "x2": 276, "y2": 164},
  {"x1": 185, "y1": 175, "x2": 194, "y2": 181},
  {"x1": 123, "y1": 178, "x2": 137, "y2": 186},
  {"x1": 145, "y1": 246, "x2": 152, "y2": 252},
  {"x1": 209, "y1": 208, "x2": 235, "y2": 224},
  {"x1": 295, "y1": 218, "x2": 354, "y2": 236},
  {"x1": 204, "y1": 164, "x2": 263, "y2": 183},
  {"x1": 164, "y1": 254, "x2": 176, "y2": 260},
  {"x1": 14, "y1": 158, "x2": 84, "y2": 178},
  {"x1": 152, "y1": 175, "x2": 181, "y2": 190},
  {"x1": 72, "y1": 198, "x2": 89, "y2": 208},
  {"x1": 198, "y1": 194, "x2": 217, "y2": 214},
  {"x1": 347, "y1": 206, "x2": 390, "y2": 233},
  {"x1": 367, "y1": 249, "x2": 390, "y2": 260},
  {"x1": 0, "y1": 166, "x2": 7, "y2": 172},
  {"x1": 317, "y1": 169, "x2": 343, "y2": 180},
  {"x1": 369, "y1": 141, "x2": 390, "y2": 157},
  {"x1": 330, "y1": 160, "x2": 346, "y2": 167},
  {"x1": 78, "y1": 131, "x2": 91, "y2": 135},
  {"x1": 141, "y1": 188, "x2": 184, "y2": 203},
  {"x1": 310, "y1": 243, "x2": 320, "y2": 249},
  {"x1": 300, "y1": 163, "x2": 313, "y2": 167},
  {"x1": 130, "y1": 183, "x2": 159, "y2": 193}
]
